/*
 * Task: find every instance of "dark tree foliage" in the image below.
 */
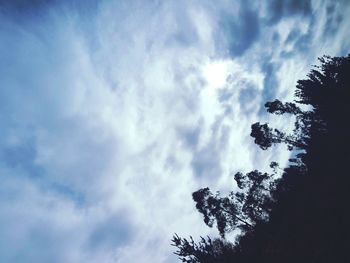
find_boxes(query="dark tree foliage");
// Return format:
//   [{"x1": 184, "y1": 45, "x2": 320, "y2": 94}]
[
  {"x1": 172, "y1": 54, "x2": 350, "y2": 263},
  {"x1": 171, "y1": 234, "x2": 235, "y2": 263},
  {"x1": 265, "y1": 99, "x2": 302, "y2": 115},
  {"x1": 190, "y1": 170, "x2": 275, "y2": 238},
  {"x1": 250, "y1": 122, "x2": 285, "y2": 150},
  {"x1": 250, "y1": 121, "x2": 308, "y2": 151}
]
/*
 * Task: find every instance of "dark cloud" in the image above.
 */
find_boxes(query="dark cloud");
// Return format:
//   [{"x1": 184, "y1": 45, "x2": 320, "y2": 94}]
[
  {"x1": 0, "y1": 0, "x2": 56, "y2": 18},
  {"x1": 259, "y1": 62, "x2": 279, "y2": 114},
  {"x1": 166, "y1": 5, "x2": 199, "y2": 47},
  {"x1": 266, "y1": 0, "x2": 312, "y2": 24},
  {"x1": 323, "y1": 3, "x2": 344, "y2": 41},
  {"x1": 191, "y1": 146, "x2": 221, "y2": 179},
  {"x1": 290, "y1": 35, "x2": 311, "y2": 56},
  {"x1": 0, "y1": 0, "x2": 53, "y2": 10},
  {"x1": 177, "y1": 124, "x2": 201, "y2": 150},
  {"x1": 221, "y1": 8, "x2": 260, "y2": 57},
  {"x1": 0, "y1": 214, "x2": 76, "y2": 263},
  {"x1": 0, "y1": 0, "x2": 98, "y2": 22},
  {"x1": 50, "y1": 183, "x2": 86, "y2": 206},
  {"x1": 238, "y1": 85, "x2": 259, "y2": 115},
  {"x1": 218, "y1": 88, "x2": 234, "y2": 103},
  {"x1": 191, "y1": 119, "x2": 230, "y2": 180},
  {"x1": 190, "y1": 123, "x2": 221, "y2": 179},
  {"x1": 87, "y1": 216, "x2": 132, "y2": 250},
  {"x1": 1, "y1": 141, "x2": 39, "y2": 175},
  {"x1": 0, "y1": 138, "x2": 87, "y2": 206},
  {"x1": 285, "y1": 28, "x2": 300, "y2": 43},
  {"x1": 18, "y1": 224, "x2": 63, "y2": 263},
  {"x1": 280, "y1": 28, "x2": 312, "y2": 58}
]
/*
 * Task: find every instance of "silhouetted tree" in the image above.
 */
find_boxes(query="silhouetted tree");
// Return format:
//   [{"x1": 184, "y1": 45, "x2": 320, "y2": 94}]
[
  {"x1": 171, "y1": 234, "x2": 235, "y2": 263},
  {"x1": 250, "y1": 122, "x2": 306, "y2": 150},
  {"x1": 265, "y1": 99, "x2": 301, "y2": 115},
  {"x1": 190, "y1": 170, "x2": 276, "y2": 239},
  {"x1": 172, "y1": 54, "x2": 350, "y2": 263},
  {"x1": 250, "y1": 122, "x2": 285, "y2": 150}
]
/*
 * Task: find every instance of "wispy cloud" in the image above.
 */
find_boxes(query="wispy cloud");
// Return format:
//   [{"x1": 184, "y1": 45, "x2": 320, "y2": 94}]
[{"x1": 0, "y1": 0, "x2": 349, "y2": 262}]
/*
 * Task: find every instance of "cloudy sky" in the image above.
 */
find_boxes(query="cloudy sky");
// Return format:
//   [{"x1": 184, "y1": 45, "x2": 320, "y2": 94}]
[{"x1": 0, "y1": 0, "x2": 349, "y2": 262}]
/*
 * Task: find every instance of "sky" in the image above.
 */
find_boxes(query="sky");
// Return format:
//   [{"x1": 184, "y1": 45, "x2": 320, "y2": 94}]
[{"x1": 0, "y1": 0, "x2": 349, "y2": 262}]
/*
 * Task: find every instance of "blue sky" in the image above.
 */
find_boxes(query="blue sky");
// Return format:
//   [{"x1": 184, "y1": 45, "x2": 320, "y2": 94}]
[{"x1": 0, "y1": 0, "x2": 349, "y2": 262}]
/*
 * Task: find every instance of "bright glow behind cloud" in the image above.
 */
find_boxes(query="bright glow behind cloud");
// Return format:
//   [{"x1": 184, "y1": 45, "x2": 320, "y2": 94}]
[
  {"x1": 202, "y1": 60, "x2": 230, "y2": 89},
  {"x1": 0, "y1": 0, "x2": 349, "y2": 262}
]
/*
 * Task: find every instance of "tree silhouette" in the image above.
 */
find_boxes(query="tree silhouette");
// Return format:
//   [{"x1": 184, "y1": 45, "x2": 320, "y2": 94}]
[
  {"x1": 250, "y1": 122, "x2": 285, "y2": 150},
  {"x1": 171, "y1": 234, "x2": 235, "y2": 263},
  {"x1": 190, "y1": 170, "x2": 278, "y2": 239},
  {"x1": 172, "y1": 170, "x2": 276, "y2": 262},
  {"x1": 172, "y1": 54, "x2": 350, "y2": 263},
  {"x1": 265, "y1": 99, "x2": 301, "y2": 115},
  {"x1": 192, "y1": 187, "x2": 251, "y2": 238},
  {"x1": 250, "y1": 122, "x2": 306, "y2": 150}
]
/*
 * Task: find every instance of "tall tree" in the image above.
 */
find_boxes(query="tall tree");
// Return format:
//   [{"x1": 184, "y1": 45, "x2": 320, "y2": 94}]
[{"x1": 172, "y1": 54, "x2": 350, "y2": 263}]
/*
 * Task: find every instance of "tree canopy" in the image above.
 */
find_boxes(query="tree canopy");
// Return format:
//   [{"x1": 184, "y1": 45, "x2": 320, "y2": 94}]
[{"x1": 172, "y1": 54, "x2": 350, "y2": 263}]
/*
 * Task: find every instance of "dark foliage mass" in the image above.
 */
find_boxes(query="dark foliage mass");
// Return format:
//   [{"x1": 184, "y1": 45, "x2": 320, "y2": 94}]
[{"x1": 172, "y1": 55, "x2": 350, "y2": 263}]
